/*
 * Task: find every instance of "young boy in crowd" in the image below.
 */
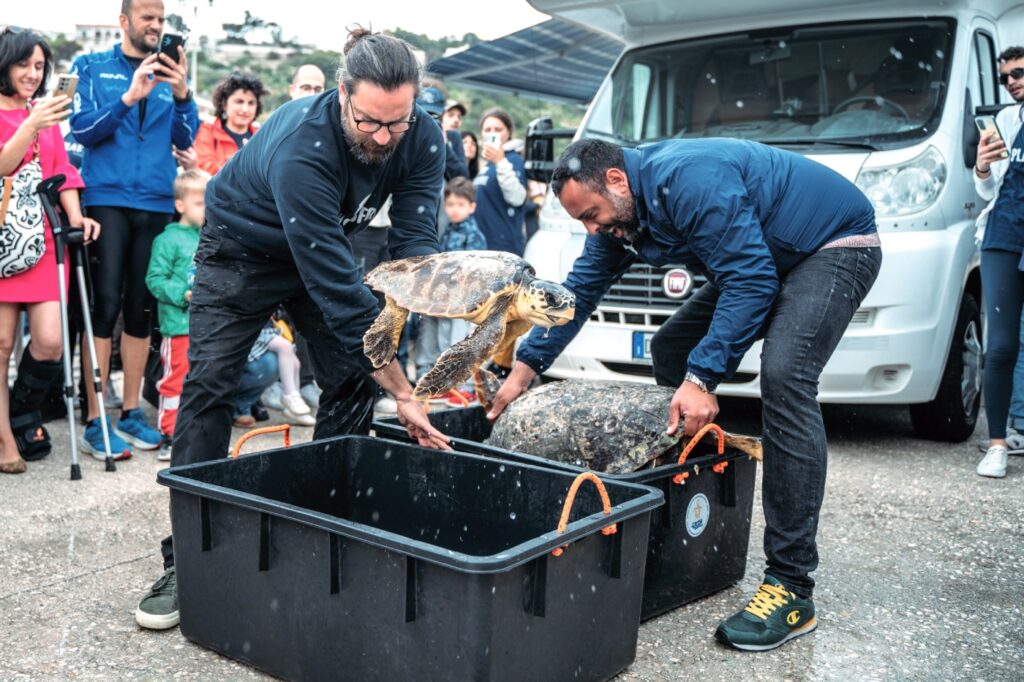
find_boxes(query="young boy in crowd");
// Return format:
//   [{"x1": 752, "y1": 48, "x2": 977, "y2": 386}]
[
  {"x1": 145, "y1": 170, "x2": 209, "y2": 460},
  {"x1": 436, "y1": 177, "x2": 488, "y2": 404}
]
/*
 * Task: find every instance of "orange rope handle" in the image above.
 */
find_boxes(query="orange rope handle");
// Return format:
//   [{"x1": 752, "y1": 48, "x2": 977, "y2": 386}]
[
  {"x1": 551, "y1": 472, "x2": 617, "y2": 557},
  {"x1": 230, "y1": 424, "x2": 291, "y2": 459},
  {"x1": 447, "y1": 389, "x2": 470, "y2": 407},
  {"x1": 672, "y1": 423, "x2": 725, "y2": 485}
]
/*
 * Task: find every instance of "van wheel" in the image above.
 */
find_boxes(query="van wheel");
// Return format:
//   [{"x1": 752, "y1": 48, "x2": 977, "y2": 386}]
[{"x1": 909, "y1": 293, "x2": 982, "y2": 442}]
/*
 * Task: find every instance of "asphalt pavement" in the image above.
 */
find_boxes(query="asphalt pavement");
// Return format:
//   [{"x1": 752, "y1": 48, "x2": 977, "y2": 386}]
[{"x1": 1, "y1": 395, "x2": 1021, "y2": 681}]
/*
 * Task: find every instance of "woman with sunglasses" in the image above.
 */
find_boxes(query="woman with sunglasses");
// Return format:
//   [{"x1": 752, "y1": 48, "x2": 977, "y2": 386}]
[
  {"x1": 0, "y1": 27, "x2": 99, "y2": 474},
  {"x1": 974, "y1": 45, "x2": 1024, "y2": 478}
]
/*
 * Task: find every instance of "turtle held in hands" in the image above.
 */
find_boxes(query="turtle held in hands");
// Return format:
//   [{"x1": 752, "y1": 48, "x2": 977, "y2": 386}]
[{"x1": 363, "y1": 251, "x2": 575, "y2": 407}]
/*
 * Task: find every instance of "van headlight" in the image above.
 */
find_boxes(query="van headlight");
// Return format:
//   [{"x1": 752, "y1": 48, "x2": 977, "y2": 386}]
[
  {"x1": 539, "y1": 191, "x2": 575, "y2": 232},
  {"x1": 855, "y1": 146, "x2": 946, "y2": 217}
]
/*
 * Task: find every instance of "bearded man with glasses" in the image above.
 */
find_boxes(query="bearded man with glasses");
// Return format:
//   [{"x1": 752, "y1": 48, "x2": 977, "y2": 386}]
[
  {"x1": 973, "y1": 45, "x2": 1024, "y2": 480},
  {"x1": 134, "y1": 27, "x2": 452, "y2": 632}
]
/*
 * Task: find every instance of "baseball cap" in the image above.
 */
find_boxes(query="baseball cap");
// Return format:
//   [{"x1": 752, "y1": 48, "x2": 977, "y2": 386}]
[
  {"x1": 445, "y1": 100, "x2": 467, "y2": 115},
  {"x1": 416, "y1": 86, "x2": 445, "y2": 118}
]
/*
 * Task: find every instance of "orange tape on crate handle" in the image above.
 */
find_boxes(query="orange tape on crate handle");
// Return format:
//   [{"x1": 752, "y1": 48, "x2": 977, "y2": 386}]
[
  {"x1": 551, "y1": 472, "x2": 617, "y2": 557},
  {"x1": 230, "y1": 424, "x2": 291, "y2": 459},
  {"x1": 672, "y1": 423, "x2": 725, "y2": 485}
]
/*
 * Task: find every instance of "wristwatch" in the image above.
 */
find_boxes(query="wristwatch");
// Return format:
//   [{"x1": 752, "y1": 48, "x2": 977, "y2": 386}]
[{"x1": 685, "y1": 371, "x2": 716, "y2": 395}]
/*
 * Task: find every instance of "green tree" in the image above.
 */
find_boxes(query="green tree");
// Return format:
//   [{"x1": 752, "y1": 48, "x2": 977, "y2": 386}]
[{"x1": 49, "y1": 34, "x2": 82, "y2": 69}]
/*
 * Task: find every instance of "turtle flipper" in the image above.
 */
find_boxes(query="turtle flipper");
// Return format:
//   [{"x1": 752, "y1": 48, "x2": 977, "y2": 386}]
[
  {"x1": 363, "y1": 296, "x2": 410, "y2": 369},
  {"x1": 413, "y1": 294, "x2": 512, "y2": 400},
  {"x1": 472, "y1": 366, "x2": 502, "y2": 411},
  {"x1": 489, "y1": 319, "x2": 532, "y2": 369}
]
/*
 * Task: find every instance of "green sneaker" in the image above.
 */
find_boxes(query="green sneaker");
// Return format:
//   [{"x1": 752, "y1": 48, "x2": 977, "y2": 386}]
[
  {"x1": 135, "y1": 567, "x2": 179, "y2": 630},
  {"x1": 715, "y1": 576, "x2": 817, "y2": 651}
]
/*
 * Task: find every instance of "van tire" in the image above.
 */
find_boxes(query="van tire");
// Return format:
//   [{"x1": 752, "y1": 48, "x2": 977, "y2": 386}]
[{"x1": 909, "y1": 292, "x2": 982, "y2": 442}]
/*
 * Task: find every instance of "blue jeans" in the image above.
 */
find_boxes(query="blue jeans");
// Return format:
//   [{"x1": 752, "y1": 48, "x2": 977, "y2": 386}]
[
  {"x1": 1012, "y1": 305, "x2": 1024, "y2": 431},
  {"x1": 651, "y1": 246, "x2": 882, "y2": 598},
  {"x1": 981, "y1": 250, "x2": 1024, "y2": 440},
  {"x1": 232, "y1": 352, "x2": 279, "y2": 418}
]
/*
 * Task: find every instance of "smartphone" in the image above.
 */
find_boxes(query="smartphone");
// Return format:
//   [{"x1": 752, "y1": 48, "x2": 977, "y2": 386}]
[
  {"x1": 484, "y1": 132, "x2": 502, "y2": 148},
  {"x1": 51, "y1": 73, "x2": 78, "y2": 102},
  {"x1": 158, "y1": 33, "x2": 186, "y2": 63},
  {"x1": 975, "y1": 115, "x2": 1009, "y2": 158}
]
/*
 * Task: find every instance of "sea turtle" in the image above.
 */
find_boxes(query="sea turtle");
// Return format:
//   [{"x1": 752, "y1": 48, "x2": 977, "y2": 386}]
[
  {"x1": 363, "y1": 251, "x2": 575, "y2": 405},
  {"x1": 486, "y1": 379, "x2": 762, "y2": 473}
]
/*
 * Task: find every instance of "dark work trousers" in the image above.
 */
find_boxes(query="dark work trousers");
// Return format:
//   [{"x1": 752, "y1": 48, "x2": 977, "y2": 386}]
[
  {"x1": 650, "y1": 246, "x2": 882, "y2": 598},
  {"x1": 980, "y1": 249, "x2": 1024, "y2": 440},
  {"x1": 160, "y1": 228, "x2": 377, "y2": 568}
]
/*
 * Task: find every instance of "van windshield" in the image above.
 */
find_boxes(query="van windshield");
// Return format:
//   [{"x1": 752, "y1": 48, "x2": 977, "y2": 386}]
[{"x1": 582, "y1": 19, "x2": 954, "y2": 150}]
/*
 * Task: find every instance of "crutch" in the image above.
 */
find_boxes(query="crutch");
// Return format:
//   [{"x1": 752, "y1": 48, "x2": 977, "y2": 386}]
[{"x1": 36, "y1": 175, "x2": 116, "y2": 479}]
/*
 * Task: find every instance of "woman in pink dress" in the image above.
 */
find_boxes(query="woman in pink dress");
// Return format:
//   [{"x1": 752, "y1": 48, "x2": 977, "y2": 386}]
[{"x1": 0, "y1": 28, "x2": 100, "y2": 473}]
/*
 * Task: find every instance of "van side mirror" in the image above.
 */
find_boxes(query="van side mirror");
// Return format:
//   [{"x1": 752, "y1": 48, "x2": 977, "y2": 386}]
[{"x1": 524, "y1": 116, "x2": 577, "y2": 183}]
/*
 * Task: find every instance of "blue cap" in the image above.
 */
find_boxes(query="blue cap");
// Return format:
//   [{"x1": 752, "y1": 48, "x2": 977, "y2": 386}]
[{"x1": 416, "y1": 86, "x2": 445, "y2": 117}]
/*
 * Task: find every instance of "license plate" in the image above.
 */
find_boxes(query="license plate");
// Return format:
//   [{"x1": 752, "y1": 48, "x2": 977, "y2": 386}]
[{"x1": 632, "y1": 331, "x2": 653, "y2": 360}]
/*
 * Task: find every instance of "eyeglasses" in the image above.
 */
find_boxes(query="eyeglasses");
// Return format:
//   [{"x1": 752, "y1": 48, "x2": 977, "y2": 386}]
[
  {"x1": 345, "y1": 95, "x2": 416, "y2": 134},
  {"x1": 999, "y1": 67, "x2": 1024, "y2": 85}
]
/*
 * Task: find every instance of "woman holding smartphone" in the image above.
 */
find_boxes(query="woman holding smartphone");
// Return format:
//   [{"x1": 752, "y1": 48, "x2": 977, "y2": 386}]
[
  {"x1": 973, "y1": 46, "x2": 1024, "y2": 478},
  {"x1": 473, "y1": 108, "x2": 528, "y2": 255},
  {"x1": 0, "y1": 27, "x2": 100, "y2": 474}
]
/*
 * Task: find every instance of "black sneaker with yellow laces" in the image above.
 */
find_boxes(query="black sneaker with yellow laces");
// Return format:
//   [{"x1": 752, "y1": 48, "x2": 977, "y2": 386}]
[{"x1": 715, "y1": 575, "x2": 817, "y2": 651}]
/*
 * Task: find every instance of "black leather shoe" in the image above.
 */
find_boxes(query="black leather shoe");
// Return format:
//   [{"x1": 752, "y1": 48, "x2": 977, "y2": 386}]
[{"x1": 251, "y1": 401, "x2": 270, "y2": 422}]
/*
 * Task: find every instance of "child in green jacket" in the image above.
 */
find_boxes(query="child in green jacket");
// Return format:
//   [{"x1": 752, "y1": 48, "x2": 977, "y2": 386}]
[{"x1": 145, "y1": 170, "x2": 208, "y2": 459}]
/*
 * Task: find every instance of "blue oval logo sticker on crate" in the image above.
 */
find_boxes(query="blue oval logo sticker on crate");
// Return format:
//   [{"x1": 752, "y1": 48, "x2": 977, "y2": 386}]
[{"x1": 685, "y1": 493, "x2": 710, "y2": 537}]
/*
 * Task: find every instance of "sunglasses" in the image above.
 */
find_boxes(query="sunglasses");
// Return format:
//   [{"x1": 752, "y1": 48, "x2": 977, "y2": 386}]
[{"x1": 999, "y1": 67, "x2": 1024, "y2": 85}]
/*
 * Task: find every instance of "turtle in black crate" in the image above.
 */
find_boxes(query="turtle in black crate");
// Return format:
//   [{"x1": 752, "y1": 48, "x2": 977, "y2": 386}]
[{"x1": 487, "y1": 379, "x2": 763, "y2": 474}]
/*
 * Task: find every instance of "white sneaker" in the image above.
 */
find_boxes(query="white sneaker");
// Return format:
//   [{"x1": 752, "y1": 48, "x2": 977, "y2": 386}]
[
  {"x1": 976, "y1": 446, "x2": 1008, "y2": 478},
  {"x1": 281, "y1": 391, "x2": 315, "y2": 426},
  {"x1": 300, "y1": 382, "x2": 321, "y2": 410},
  {"x1": 374, "y1": 396, "x2": 398, "y2": 414},
  {"x1": 261, "y1": 382, "x2": 284, "y2": 411}
]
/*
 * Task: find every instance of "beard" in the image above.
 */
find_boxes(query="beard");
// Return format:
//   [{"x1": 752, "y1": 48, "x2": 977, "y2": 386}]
[
  {"x1": 340, "y1": 104, "x2": 402, "y2": 165},
  {"x1": 603, "y1": 192, "x2": 643, "y2": 242},
  {"x1": 126, "y1": 19, "x2": 157, "y2": 54}
]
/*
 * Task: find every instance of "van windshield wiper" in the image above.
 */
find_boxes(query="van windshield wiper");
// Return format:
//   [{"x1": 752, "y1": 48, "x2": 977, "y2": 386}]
[{"x1": 761, "y1": 138, "x2": 878, "y2": 151}]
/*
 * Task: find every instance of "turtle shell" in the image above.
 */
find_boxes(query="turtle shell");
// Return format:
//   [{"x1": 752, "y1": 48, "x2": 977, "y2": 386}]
[
  {"x1": 365, "y1": 251, "x2": 530, "y2": 318},
  {"x1": 486, "y1": 380, "x2": 680, "y2": 473}
]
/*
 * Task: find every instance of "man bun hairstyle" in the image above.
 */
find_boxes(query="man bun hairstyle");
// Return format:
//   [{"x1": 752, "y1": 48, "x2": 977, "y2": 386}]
[
  {"x1": 338, "y1": 26, "x2": 421, "y2": 96},
  {"x1": 550, "y1": 138, "x2": 626, "y2": 197}
]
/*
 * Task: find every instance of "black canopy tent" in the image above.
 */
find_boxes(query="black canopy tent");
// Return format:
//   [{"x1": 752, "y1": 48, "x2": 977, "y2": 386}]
[{"x1": 426, "y1": 18, "x2": 624, "y2": 105}]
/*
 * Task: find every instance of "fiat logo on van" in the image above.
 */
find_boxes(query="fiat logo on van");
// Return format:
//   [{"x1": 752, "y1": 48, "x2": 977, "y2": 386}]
[{"x1": 662, "y1": 268, "x2": 693, "y2": 299}]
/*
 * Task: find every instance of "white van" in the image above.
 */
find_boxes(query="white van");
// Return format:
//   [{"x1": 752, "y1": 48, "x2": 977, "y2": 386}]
[{"x1": 523, "y1": 0, "x2": 1024, "y2": 441}]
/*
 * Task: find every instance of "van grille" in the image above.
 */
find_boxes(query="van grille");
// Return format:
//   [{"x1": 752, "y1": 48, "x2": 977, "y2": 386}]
[{"x1": 600, "y1": 263, "x2": 707, "y2": 309}]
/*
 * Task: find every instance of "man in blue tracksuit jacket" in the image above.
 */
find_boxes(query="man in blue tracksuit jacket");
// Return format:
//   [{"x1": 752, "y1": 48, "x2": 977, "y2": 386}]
[
  {"x1": 134, "y1": 29, "x2": 451, "y2": 633},
  {"x1": 488, "y1": 138, "x2": 882, "y2": 652},
  {"x1": 69, "y1": 0, "x2": 199, "y2": 460}
]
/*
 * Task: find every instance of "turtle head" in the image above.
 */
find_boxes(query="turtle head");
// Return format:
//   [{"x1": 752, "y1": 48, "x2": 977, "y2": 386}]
[{"x1": 517, "y1": 278, "x2": 576, "y2": 327}]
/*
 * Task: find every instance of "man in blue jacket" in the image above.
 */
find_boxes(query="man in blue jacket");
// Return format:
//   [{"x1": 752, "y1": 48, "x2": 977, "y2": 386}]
[
  {"x1": 70, "y1": 0, "x2": 198, "y2": 459},
  {"x1": 488, "y1": 138, "x2": 882, "y2": 652},
  {"x1": 134, "y1": 28, "x2": 451, "y2": 633}
]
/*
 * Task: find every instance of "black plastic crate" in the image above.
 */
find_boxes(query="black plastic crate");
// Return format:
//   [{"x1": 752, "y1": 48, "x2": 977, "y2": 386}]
[
  {"x1": 375, "y1": 406, "x2": 756, "y2": 621},
  {"x1": 159, "y1": 436, "x2": 662, "y2": 682}
]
